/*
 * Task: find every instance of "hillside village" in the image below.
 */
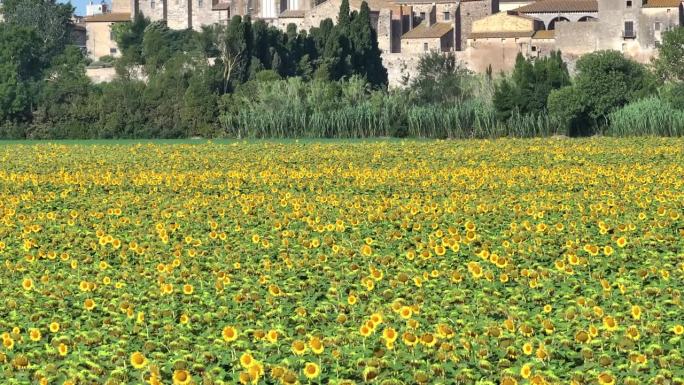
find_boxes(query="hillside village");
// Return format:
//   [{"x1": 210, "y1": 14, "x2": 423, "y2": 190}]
[{"x1": 81, "y1": 0, "x2": 684, "y2": 84}]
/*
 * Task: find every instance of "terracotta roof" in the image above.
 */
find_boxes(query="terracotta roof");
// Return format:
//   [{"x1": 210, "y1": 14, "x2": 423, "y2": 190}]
[
  {"x1": 532, "y1": 29, "x2": 555, "y2": 39},
  {"x1": 469, "y1": 31, "x2": 535, "y2": 39},
  {"x1": 643, "y1": 0, "x2": 681, "y2": 7},
  {"x1": 402, "y1": 22, "x2": 453, "y2": 39},
  {"x1": 280, "y1": 9, "x2": 306, "y2": 17},
  {"x1": 212, "y1": 2, "x2": 230, "y2": 10},
  {"x1": 515, "y1": 0, "x2": 597, "y2": 13},
  {"x1": 351, "y1": 0, "x2": 393, "y2": 11},
  {"x1": 84, "y1": 12, "x2": 131, "y2": 22}
]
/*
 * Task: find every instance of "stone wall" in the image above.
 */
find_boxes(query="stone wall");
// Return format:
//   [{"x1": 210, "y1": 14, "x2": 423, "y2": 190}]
[
  {"x1": 166, "y1": 0, "x2": 190, "y2": 29},
  {"x1": 401, "y1": 37, "x2": 443, "y2": 54},
  {"x1": 138, "y1": 0, "x2": 166, "y2": 22},
  {"x1": 464, "y1": 36, "x2": 529, "y2": 72},
  {"x1": 381, "y1": 52, "x2": 420, "y2": 88},
  {"x1": 377, "y1": 8, "x2": 393, "y2": 54},
  {"x1": 457, "y1": 0, "x2": 498, "y2": 50}
]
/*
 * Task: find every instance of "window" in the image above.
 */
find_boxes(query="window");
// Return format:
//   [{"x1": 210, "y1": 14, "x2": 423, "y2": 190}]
[
  {"x1": 531, "y1": 45, "x2": 537, "y2": 52},
  {"x1": 110, "y1": 30, "x2": 115, "y2": 41},
  {"x1": 110, "y1": 47, "x2": 118, "y2": 54},
  {"x1": 420, "y1": 12, "x2": 426, "y2": 20},
  {"x1": 626, "y1": 0, "x2": 632, "y2": 7},
  {"x1": 151, "y1": 0, "x2": 155, "y2": 8},
  {"x1": 624, "y1": 21, "x2": 635, "y2": 38},
  {"x1": 423, "y1": 42, "x2": 429, "y2": 51},
  {"x1": 655, "y1": 21, "x2": 661, "y2": 31},
  {"x1": 199, "y1": 0, "x2": 203, "y2": 6},
  {"x1": 443, "y1": 12, "x2": 450, "y2": 21}
]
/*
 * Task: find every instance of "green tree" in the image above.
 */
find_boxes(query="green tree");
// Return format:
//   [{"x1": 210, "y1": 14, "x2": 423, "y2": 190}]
[
  {"x1": 548, "y1": 50, "x2": 655, "y2": 135},
  {"x1": 493, "y1": 51, "x2": 570, "y2": 121},
  {"x1": 31, "y1": 46, "x2": 96, "y2": 138},
  {"x1": 410, "y1": 51, "x2": 471, "y2": 104},
  {"x1": 574, "y1": 50, "x2": 655, "y2": 124},
  {"x1": 653, "y1": 26, "x2": 684, "y2": 82},
  {"x1": 112, "y1": 12, "x2": 150, "y2": 72},
  {"x1": 0, "y1": 24, "x2": 42, "y2": 123},
  {"x1": 2, "y1": 0, "x2": 74, "y2": 65},
  {"x1": 349, "y1": 1, "x2": 388, "y2": 87}
]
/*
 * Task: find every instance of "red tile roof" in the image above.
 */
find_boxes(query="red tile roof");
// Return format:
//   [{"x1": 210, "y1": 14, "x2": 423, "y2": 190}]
[
  {"x1": 515, "y1": 0, "x2": 598, "y2": 13},
  {"x1": 84, "y1": 12, "x2": 131, "y2": 23},
  {"x1": 402, "y1": 22, "x2": 454, "y2": 39},
  {"x1": 643, "y1": 0, "x2": 682, "y2": 7}
]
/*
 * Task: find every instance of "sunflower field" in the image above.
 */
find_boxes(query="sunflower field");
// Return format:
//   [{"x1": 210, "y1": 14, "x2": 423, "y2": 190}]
[{"x1": 0, "y1": 139, "x2": 683, "y2": 385}]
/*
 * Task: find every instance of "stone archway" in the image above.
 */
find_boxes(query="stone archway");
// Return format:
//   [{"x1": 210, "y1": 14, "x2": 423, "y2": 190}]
[
  {"x1": 548, "y1": 16, "x2": 570, "y2": 30},
  {"x1": 578, "y1": 15, "x2": 598, "y2": 22}
]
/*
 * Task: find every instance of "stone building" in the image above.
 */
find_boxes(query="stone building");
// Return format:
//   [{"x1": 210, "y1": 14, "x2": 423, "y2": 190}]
[
  {"x1": 84, "y1": 0, "x2": 133, "y2": 59},
  {"x1": 86, "y1": 0, "x2": 683, "y2": 84}
]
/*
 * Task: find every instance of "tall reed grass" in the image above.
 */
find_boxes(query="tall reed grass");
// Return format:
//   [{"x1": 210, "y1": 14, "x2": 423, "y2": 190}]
[{"x1": 606, "y1": 97, "x2": 684, "y2": 137}]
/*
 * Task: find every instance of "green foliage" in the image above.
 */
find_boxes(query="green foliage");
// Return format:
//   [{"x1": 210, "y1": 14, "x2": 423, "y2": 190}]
[
  {"x1": 410, "y1": 51, "x2": 472, "y2": 105},
  {"x1": 575, "y1": 50, "x2": 655, "y2": 123},
  {"x1": 659, "y1": 82, "x2": 684, "y2": 109},
  {"x1": 493, "y1": 51, "x2": 570, "y2": 121},
  {"x1": 607, "y1": 96, "x2": 684, "y2": 136},
  {"x1": 2, "y1": 0, "x2": 74, "y2": 65},
  {"x1": 548, "y1": 50, "x2": 656, "y2": 136},
  {"x1": 653, "y1": 26, "x2": 684, "y2": 82},
  {"x1": 0, "y1": 24, "x2": 42, "y2": 123},
  {"x1": 112, "y1": 12, "x2": 150, "y2": 73}
]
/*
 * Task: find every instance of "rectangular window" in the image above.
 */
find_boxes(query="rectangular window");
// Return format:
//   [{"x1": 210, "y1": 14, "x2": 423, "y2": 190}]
[
  {"x1": 420, "y1": 12, "x2": 426, "y2": 20},
  {"x1": 423, "y1": 42, "x2": 428, "y2": 51},
  {"x1": 626, "y1": 0, "x2": 632, "y2": 7},
  {"x1": 151, "y1": 0, "x2": 155, "y2": 8},
  {"x1": 624, "y1": 21, "x2": 634, "y2": 38},
  {"x1": 443, "y1": 12, "x2": 450, "y2": 21},
  {"x1": 199, "y1": 0, "x2": 203, "y2": 6},
  {"x1": 110, "y1": 30, "x2": 115, "y2": 41},
  {"x1": 110, "y1": 47, "x2": 118, "y2": 54},
  {"x1": 655, "y1": 21, "x2": 661, "y2": 31},
  {"x1": 531, "y1": 46, "x2": 537, "y2": 52}
]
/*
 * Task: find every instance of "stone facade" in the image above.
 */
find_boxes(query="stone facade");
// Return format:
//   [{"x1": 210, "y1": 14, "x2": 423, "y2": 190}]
[
  {"x1": 84, "y1": 13, "x2": 131, "y2": 60},
  {"x1": 457, "y1": 0, "x2": 498, "y2": 50}
]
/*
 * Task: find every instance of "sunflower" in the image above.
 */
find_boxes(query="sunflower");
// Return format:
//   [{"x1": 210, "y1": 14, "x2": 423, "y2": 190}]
[
  {"x1": 84, "y1": 298, "x2": 96, "y2": 311},
  {"x1": 222, "y1": 326, "x2": 238, "y2": 342},
  {"x1": 616, "y1": 237, "x2": 627, "y2": 248},
  {"x1": 359, "y1": 325, "x2": 372, "y2": 337},
  {"x1": 309, "y1": 336, "x2": 324, "y2": 354},
  {"x1": 292, "y1": 339, "x2": 307, "y2": 355},
  {"x1": 182, "y1": 284, "x2": 194, "y2": 295},
  {"x1": 2, "y1": 338, "x2": 14, "y2": 350},
  {"x1": 240, "y1": 352, "x2": 254, "y2": 368},
  {"x1": 520, "y1": 363, "x2": 532, "y2": 379},
  {"x1": 522, "y1": 342, "x2": 533, "y2": 355},
  {"x1": 625, "y1": 325, "x2": 640, "y2": 341},
  {"x1": 399, "y1": 306, "x2": 412, "y2": 319},
  {"x1": 29, "y1": 328, "x2": 41, "y2": 342},
  {"x1": 266, "y1": 329, "x2": 278, "y2": 343},
  {"x1": 58, "y1": 343, "x2": 68, "y2": 356},
  {"x1": 172, "y1": 369, "x2": 192, "y2": 385},
  {"x1": 501, "y1": 376, "x2": 518, "y2": 385},
  {"x1": 420, "y1": 332, "x2": 438, "y2": 348},
  {"x1": 22, "y1": 278, "x2": 33, "y2": 291},
  {"x1": 402, "y1": 331, "x2": 418, "y2": 346},
  {"x1": 597, "y1": 372, "x2": 615, "y2": 385},
  {"x1": 130, "y1": 351, "x2": 147, "y2": 369},
  {"x1": 49, "y1": 322, "x2": 60, "y2": 333},
  {"x1": 382, "y1": 327, "x2": 398, "y2": 343},
  {"x1": 672, "y1": 324, "x2": 683, "y2": 335},
  {"x1": 630, "y1": 305, "x2": 642, "y2": 320},
  {"x1": 303, "y1": 362, "x2": 320, "y2": 380},
  {"x1": 603, "y1": 316, "x2": 618, "y2": 331}
]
